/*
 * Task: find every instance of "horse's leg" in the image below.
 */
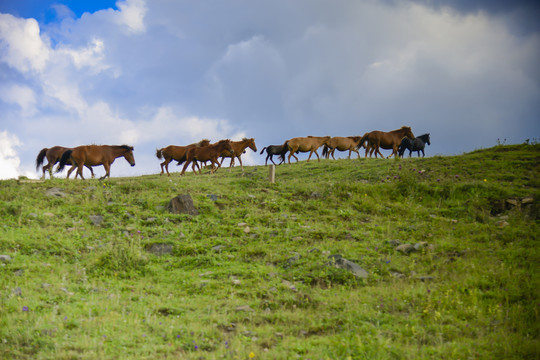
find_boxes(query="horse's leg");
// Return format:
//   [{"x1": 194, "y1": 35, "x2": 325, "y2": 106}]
[
  {"x1": 180, "y1": 160, "x2": 190, "y2": 175},
  {"x1": 331, "y1": 149, "x2": 336, "y2": 160},
  {"x1": 314, "y1": 150, "x2": 321, "y2": 162},
  {"x1": 237, "y1": 156, "x2": 244, "y2": 171},
  {"x1": 99, "y1": 163, "x2": 110, "y2": 180},
  {"x1": 67, "y1": 166, "x2": 75, "y2": 179},
  {"x1": 87, "y1": 166, "x2": 95, "y2": 178},
  {"x1": 265, "y1": 154, "x2": 270, "y2": 166},
  {"x1": 163, "y1": 158, "x2": 172, "y2": 177},
  {"x1": 77, "y1": 163, "x2": 85, "y2": 180}
]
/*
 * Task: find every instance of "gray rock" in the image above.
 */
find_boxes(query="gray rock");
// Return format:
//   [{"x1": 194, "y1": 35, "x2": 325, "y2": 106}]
[
  {"x1": 396, "y1": 244, "x2": 416, "y2": 254},
  {"x1": 207, "y1": 194, "x2": 218, "y2": 201},
  {"x1": 45, "y1": 188, "x2": 66, "y2": 197},
  {"x1": 235, "y1": 305, "x2": 254, "y2": 312},
  {"x1": 0, "y1": 255, "x2": 11, "y2": 263},
  {"x1": 167, "y1": 194, "x2": 198, "y2": 215},
  {"x1": 387, "y1": 240, "x2": 401, "y2": 246},
  {"x1": 89, "y1": 215, "x2": 104, "y2": 226},
  {"x1": 12, "y1": 287, "x2": 22, "y2": 296},
  {"x1": 146, "y1": 243, "x2": 173, "y2": 256},
  {"x1": 327, "y1": 255, "x2": 368, "y2": 279}
]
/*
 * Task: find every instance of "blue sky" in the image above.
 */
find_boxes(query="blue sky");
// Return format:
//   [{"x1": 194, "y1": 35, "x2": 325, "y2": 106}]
[{"x1": 0, "y1": 0, "x2": 539, "y2": 179}]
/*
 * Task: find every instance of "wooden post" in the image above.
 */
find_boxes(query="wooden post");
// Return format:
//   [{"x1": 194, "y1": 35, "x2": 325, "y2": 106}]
[{"x1": 269, "y1": 165, "x2": 275, "y2": 183}]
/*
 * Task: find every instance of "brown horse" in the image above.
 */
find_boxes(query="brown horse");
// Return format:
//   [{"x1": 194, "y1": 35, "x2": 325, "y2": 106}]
[
  {"x1": 287, "y1": 136, "x2": 331, "y2": 163},
  {"x1": 321, "y1": 136, "x2": 365, "y2": 160},
  {"x1": 57, "y1": 145, "x2": 135, "y2": 180},
  {"x1": 219, "y1": 138, "x2": 257, "y2": 171},
  {"x1": 180, "y1": 140, "x2": 234, "y2": 175},
  {"x1": 156, "y1": 139, "x2": 210, "y2": 176},
  {"x1": 36, "y1": 146, "x2": 95, "y2": 179},
  {"x1": 359, "y1": 126, "x2": 415, "y2": 158}
]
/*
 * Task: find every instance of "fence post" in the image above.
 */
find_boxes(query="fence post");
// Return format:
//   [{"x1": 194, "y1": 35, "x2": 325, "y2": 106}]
[{"x1": 269, "y1": 165, "x2": 275, "y2": 183}]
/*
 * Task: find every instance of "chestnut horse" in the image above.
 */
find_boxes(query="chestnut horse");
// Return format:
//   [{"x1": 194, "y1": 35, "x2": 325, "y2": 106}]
[
  {"x1": 321, "y1": 136, "x2": 365, "y2": 160},
  {"x1": 359, "y1": 126, "x2": 414, "y2": 158},
  {"x1": 57, "y1": 145, "x2": 135, "y2": 180},
  {"x1": 287, "y1": 136, "x2": 331, "y2": 163},
  {"x1": 156, "y1": 139, "x2": 210, "y2": 176},
  {"x1": 219, "y1": 138, "x2": 257, "y2": 171},
  {"x1": 180, "y1": 140, "x2": 234, "y2": 175},
  {"x1": 259, "y1": 141, "x2": 289, "y2": 166},
  {"x1": 36, "y1": 146, "x2": 94, "y2": 179}
]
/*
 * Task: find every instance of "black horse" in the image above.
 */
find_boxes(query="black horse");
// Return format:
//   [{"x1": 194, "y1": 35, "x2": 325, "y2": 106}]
[
  {"x1": 259, "y1": 141, "x2": 289, "y2": 166},
  {"x1": 398, "y1": 133, "x2": 431, "y2": 158}
]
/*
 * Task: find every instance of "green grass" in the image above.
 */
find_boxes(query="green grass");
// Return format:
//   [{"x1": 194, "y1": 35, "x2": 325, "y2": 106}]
[{"x1": 1, "y1": 143, "x2": 539, "y2": 359}]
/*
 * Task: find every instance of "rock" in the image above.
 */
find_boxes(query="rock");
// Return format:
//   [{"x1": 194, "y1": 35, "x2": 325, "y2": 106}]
[
  {"x1": 89, "y1": 215, "x2": 103, "y2": 226},
  {"x1": 522, "y1": 197, "x2": 534, "y2": 205},
  {"x1": 12, "y1": 287, "x2": 22, "y2": 296},
  {"x1": 243, "y1": 226, "x2": 251, "y2": 234},
  {"x1": 45, "y1": 188, "x2": 66, "y2": 197},
  {"x1": 396, "y1": 244, "x2": 416, "y2": 254},
  {"x1": 212, "y1": 245, "x2": 224, "y2": 252},
  {"x1": 416, "y1": 276, "x2": 435, "y2": 282},
  {"x1": 495, "y1": 220, "x2": 509, "y2": 228},
  {"x1": 145, "y1": 243, "x2": 173, "y2": 256},
  {"x1": 235, "y1": 305, "x2": 254, "y2": 312},
  {"x1": 387, "y1": 240, "x2": 401, "y2": 247},
  {"x1": 0, "y1": 255, "x2": 12, "y2": 263},
  {"x1": 327, "y1": 255, "x2": 368, "y2": 279},
  {"x1": 506, "y1": 199, "x2": 519, "y2": 208},
  {"x1": 43, "y1": 212, "x2": 55, "y2": 217},
  {"x1": 414, "y1": 242, "x2": 429, "y2": 251},
  {"x1": 207, "y1": 194, "x2": 218, "y2": 201},
  {"x1": 167, "y1": 194, "x2": 198, "y2": 215}
]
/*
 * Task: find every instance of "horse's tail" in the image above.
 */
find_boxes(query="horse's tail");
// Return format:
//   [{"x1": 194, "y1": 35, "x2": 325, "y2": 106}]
[
  {"x1": 322, "y1": 145, "x2": 329, "y2": 157},
  {"x1": 259, "y1": 147, "x2": 267, "y2": 155},
  {"x1": 57, "y1": 149, "x2": 73, "y2": 173},
  {"x1": 358, "y1": 133, "x2": 369, "y2": 149},
  {"x1": 156, "y1": 148, "x2": 163, "y2": 160},
  {"x1": 36, "y1": 148, "x2": 48, "y2": 170},
  {"x1": 176, "y1": 155, "x2": 187, "y2": 166}
]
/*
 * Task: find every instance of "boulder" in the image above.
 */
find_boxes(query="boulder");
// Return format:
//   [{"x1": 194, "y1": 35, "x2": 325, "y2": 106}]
[{"x1": 167, "y1": 194, "x2": 198, "y2": 215}]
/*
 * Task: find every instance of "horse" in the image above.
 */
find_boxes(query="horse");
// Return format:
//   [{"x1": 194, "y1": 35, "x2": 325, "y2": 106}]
[
  {"x1": 321, "y1": 136, "x2": 365, "y2": 160},
  {"x1": 398, "y1": 133, "x2": 430, "y2": 158},
  {"x1": 156, "y1": 139, "x2": 210, "y2": 176},
  {"x1": 180, "y1": 140, "x2": 234, "y2": 175},
  {"x1": 218, "y1": 138, "x2": 257, "y2": 171},
  {"x1": 259, "y1": 141, "x2": 289, "y2": 166},
  {"x1": 57, "y1": 145, "x2": 135, "y2": 180},
  {"x1": 36, "y1": 146, "x2": 95, "y2": 179},
  {"x1": 359, "y1": 126, "x2": 415, "y2": 158},
  {"x1": 287, "y1": 136, "x2": 331, "y2": 163}
]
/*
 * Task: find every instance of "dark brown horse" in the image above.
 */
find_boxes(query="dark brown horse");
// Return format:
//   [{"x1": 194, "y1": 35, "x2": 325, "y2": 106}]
[
  {"x1": 219, "y1": 138, "x2": 257, "y2": 171},
  {"x1": 180, "y1": 140, "x2": 234, "y2": 175},
  {"x1": 287, "y1": 136, "x2": 331, "y2": 163},
  {"x1": 36, "y1": 146, "x2": 95, "y2": 179},
  {"x1": 321, "y1": 136, "x2": 365, "y2": 160},
  {"x1": 156, "y1": 139, "x2": 210, "y2": 176},
  {"x1": 359, "y1": 126, "x2": 414, "y2": 158},
  {"x1": 259, "y1": 141, "x2": 289, "y2": 166},
  {"x1": 57, "y1": 145, "x2": 135, "y2": 180}
]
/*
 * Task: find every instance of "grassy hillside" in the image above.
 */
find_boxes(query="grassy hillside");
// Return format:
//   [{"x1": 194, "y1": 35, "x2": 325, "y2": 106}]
[{"x1": 1, "y1": 144, "x2": 538, "y2": 359}]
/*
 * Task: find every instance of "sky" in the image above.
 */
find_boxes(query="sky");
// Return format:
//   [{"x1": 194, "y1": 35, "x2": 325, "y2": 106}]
[{"x1": 0, "y1": 0, "x2": 539, "y2": 179}]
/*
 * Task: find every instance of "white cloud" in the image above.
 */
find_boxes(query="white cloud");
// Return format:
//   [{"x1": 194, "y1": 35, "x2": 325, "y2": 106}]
[
  {"x1": 0, "y1": 130, "x2": 23, "y2": 180},
  {"x1": 0, "y1": 14, "x2": 50, "y2": 73},
  {"x1": 115, "y1": 0, "x2": 147, "y2": 34},
  {"x1": 0, "y1": 84, "x2": 37, "y2": 116}
]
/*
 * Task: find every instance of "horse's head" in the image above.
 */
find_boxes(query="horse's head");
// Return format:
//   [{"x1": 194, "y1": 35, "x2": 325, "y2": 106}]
[
  {"x1": 402, "y1": 126, "x2": 414, "y2": 139},
  {"x1": 424, "y1": 134, "x2": 431, "y2": 146},
  {"x1": 247, "y1": 138, "x2": 257, "y2": 152},
  {"x1": 219, "y1": 139, "x2": 234, "y2": 155},
  {"x1": 122, "y1": 145, "x2": 136, "y2": 167}
]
